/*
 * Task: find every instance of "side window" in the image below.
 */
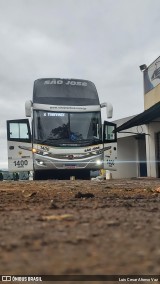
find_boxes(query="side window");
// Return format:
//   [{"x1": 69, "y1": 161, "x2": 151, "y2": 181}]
[
  {"x1": 103, "y1": 122, "x2": 117, "y2": 143},
  {"x1": 104, "y1": 125, "x2": 116, "y2": 141},
  {"x1": 7, "y1": 120, "x2": 31, "y2": 142},
  {"x1": 9, "y1": 123, "x2": 29, "y2": 139}
]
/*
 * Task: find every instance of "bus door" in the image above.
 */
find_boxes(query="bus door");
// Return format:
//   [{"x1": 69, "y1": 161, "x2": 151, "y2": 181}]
[
  {"x1": 7, "y1": 119, "x2": 33, "y2": 172},
  {"x1": 103, "y1": 121, "x2": 117, "y2": 171}
]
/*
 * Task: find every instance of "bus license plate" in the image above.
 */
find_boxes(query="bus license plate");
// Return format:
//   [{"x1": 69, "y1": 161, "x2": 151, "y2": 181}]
[{"x1": 64, "y1": 164, "x2": 77, "y2": 169}]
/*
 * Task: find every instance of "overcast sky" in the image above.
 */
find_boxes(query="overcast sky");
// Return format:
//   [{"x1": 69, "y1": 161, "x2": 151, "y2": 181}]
[{"x1": 0, "y1": 0, "x2": 160, "y2": 168}]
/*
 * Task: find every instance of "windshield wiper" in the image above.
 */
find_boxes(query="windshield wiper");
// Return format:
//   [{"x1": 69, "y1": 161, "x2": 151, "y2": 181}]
[
  {"x1": 82, "y1": 138, "x2": 101, "y2": 144},
  {"x1": 34, "y1": 137, "x2": 101, "y2": 147},
  {"x1": 34, "y1": 138, "x2": 59, "y2": 145}
]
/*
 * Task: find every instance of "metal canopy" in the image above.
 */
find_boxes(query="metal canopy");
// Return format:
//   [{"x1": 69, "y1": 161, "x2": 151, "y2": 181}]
[{"x1": 116, "y1": 102, "x2": 160, "y2": 132}]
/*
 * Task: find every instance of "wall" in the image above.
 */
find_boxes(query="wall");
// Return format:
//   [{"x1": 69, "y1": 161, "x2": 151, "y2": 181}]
[
  {"x1": 112, "y1": 136, "x2": 138, "y2": 178},
  {"x1": 143, "y1": 55, "x2": 160, "y2": 110},
  {"x1": 137, "y1": 136, "x2": 147, "y2": 176},
  {"x1": 145, "y1": 122, "x2": 160, "y2": 177},
  {"x1": 144, "y1": 84, "x2": 160, "y2": 110}
]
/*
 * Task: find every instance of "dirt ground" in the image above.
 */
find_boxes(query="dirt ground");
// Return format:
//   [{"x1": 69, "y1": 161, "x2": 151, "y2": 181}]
[{"x1": 0, "y1": 178, "x2": 160, "y2": 283}]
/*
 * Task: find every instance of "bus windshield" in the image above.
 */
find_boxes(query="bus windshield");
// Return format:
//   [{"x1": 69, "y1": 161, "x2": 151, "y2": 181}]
[{"x1": 33, "y1": 111, "x2": 102, "y2": 146}]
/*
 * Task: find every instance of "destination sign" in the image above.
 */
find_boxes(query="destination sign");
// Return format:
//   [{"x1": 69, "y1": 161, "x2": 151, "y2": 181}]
[{"x1": 43, "y1": 112, "x2": 65, "y2": 117}]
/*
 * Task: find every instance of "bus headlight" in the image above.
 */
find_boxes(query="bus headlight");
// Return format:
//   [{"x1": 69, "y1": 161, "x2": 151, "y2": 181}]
[
  {"x1": 36, "y1": 159, "x2": 46, "y2": 166},
  {"x1": 96, "y1": 159, "x2": 102, "y2": 165}
]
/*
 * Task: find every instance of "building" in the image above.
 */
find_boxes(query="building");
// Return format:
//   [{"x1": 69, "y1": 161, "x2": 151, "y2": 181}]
[{"x1": 112, "y1": 56, "x2": 160, "y2": 178}]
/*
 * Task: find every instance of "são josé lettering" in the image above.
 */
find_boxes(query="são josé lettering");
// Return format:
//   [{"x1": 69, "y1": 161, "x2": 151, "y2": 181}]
[
  {"x1": 44, "y1": 79, "x2": 87, "y2": 86},
  {"x1": 85, "y1": 146, "x2": 100, "y2": 153}
]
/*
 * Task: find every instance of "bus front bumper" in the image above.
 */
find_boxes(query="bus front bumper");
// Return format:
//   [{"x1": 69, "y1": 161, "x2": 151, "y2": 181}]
[{"x1": 34, "y1": 154, "x2": 103, "y2": 171}]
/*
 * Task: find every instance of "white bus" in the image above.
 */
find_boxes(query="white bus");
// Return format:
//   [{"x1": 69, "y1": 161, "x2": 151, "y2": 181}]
[{"x1": 7, "y1": 78, "x2": 117, "y2": 179}]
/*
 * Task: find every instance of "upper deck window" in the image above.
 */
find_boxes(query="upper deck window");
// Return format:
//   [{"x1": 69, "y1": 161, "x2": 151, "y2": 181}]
[{"x1": 33, "y1": 78, "x2": 100, "y2": 106}]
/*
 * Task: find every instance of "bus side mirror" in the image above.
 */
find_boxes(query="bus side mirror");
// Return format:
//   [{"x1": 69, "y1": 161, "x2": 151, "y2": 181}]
[
  {"x1": 100, "y1": 102, "x2": 113, "y2": 119},
  {"x1": 25, "y1": 100, "x2": 32, "y2": 117}
]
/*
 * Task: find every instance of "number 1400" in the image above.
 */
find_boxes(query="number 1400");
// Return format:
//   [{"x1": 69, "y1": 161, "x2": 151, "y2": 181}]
[{"x1": 13, "y1": 160, "x2": 28, "y2": 167}]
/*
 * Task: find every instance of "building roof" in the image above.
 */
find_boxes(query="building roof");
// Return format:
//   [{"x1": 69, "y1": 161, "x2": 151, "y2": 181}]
[{"x1": 116, "y1": 102, "x2": 160, "y2": 132}]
